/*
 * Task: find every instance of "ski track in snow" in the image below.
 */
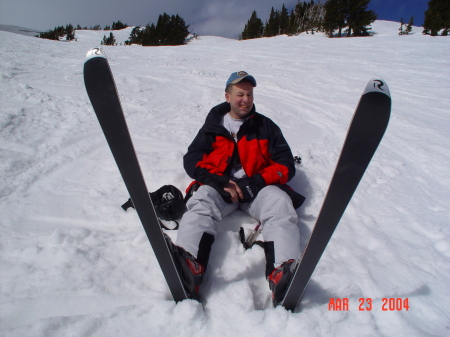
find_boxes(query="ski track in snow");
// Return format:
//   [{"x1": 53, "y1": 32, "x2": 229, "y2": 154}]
[{"x1": 0, "y1": 22, "x2": 449, "y2": 336}]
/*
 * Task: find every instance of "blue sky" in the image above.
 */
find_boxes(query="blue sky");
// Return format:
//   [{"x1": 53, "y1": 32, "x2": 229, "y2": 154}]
[
  {"x1": 0, "y1": 0, "x2": 430, "y2": 38},
  {"x1": 368, "y1": 0, "x2": 429, "y2": 26}
]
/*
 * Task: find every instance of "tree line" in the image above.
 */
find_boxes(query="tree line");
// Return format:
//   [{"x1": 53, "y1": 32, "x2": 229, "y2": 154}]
[
  {"x1": 36, "y1": 1, "x2": 448, "y2": 44},
  {"x1": 240, "y1": 0, "x2": 377, "y2": 39},
  {"x1": 38, "y1": 24, "x2": 76, "y2": 41},
  {"x1": 38, "y1": 21, "x2": 128, "y2": 41},
  {"x1": 123, "y1": 13, "x2": 190, "y2": 46},
  {"x1": 241, "y1": 0, "x2": 449, "y2": 39},
  {"x1": 240, "y1": 2, "x2": 325, "y2": 39},
  {"x1": 37, "y1": 14, "x2": 191, "y2": 46}
]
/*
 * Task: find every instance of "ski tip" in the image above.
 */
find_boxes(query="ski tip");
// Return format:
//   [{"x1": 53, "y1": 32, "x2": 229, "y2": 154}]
[
  {"x1": 363, "y1": 78, "x2": 391, "y2": 98},
  {"x1": 85, "y1": 47, "x2": 106, "y2": 61}
]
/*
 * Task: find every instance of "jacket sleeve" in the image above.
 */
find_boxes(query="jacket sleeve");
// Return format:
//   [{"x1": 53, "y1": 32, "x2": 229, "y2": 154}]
[
  {"x1": 184, "y1": 129, "x2": 209, "y2": 179},
  {"x1": 258, "y1": 121, "x2": 296, "y2": 185},
  {"x1": 183, "y1": 129, "x2": 230, "y2": 184}
]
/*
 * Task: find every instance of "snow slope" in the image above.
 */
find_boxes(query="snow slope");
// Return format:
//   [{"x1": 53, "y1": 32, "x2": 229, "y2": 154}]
[
  {"x1": 0, "y1": 24, "x2": 42, "y2": 37},
  {"x1": 1, "y1": 21, "x2": 449, "y2": 336}
]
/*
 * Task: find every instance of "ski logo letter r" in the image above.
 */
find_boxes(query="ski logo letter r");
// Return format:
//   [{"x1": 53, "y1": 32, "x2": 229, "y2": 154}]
[{"x1": 373, "y1": 80, "x2": 385, "y2": 91}]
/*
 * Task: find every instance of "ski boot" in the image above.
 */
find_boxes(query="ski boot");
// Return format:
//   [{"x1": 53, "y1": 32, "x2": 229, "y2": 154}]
[
  {"x1": 164, "y1": 234, "x2": 204, "y2": 300},
  {"x1": 267, "y1": 259, "x2": 297, "y2": 306}
]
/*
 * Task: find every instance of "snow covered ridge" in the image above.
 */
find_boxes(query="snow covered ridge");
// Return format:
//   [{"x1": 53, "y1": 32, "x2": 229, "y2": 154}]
[
  {"x1": 0, "y1": 20, "x2": 427, "y2": 44},
  {"x1": 0, "y1": 24, "x2": 42, "y2": 36},
  {"x1": 93, "y1": 20, "x2": 420, "y2": 44},
  {"x1": 1, "y1": 19, "x2": 449, "y2": 337}
]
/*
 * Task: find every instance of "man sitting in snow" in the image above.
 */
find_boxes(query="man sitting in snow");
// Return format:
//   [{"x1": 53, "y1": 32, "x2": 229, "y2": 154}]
[{"x1": 166, "y1": 71, "x2": 305, "y2": 305}]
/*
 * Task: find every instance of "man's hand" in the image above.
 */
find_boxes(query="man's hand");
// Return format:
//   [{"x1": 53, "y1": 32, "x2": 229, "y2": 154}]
[
  {"x1": 203, "y1": 174, "x2": 232, "y2": 203},
  {"x1": 235, "y1": 174, "x2": 266, "y2": 203},
  {"x1": 223, "y1": 180, "x2": 244, "y2": 203}
]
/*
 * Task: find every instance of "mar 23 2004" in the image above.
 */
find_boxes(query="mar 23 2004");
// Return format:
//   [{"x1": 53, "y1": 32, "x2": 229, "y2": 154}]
[{"x1": 328, "y1": 298, "x2": 410, "y2": 311}]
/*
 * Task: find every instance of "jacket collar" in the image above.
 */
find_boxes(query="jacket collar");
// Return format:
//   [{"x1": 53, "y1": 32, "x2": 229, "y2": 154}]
[{"x1": 205, "y1": 102, "x2": 256, "y2": 127}]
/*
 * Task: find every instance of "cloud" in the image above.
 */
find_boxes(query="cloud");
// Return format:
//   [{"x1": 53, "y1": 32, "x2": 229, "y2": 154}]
[
  {"x1": 0, "y1": 0, "x2": 298, "y2": 38},
  {"x1": 189, "y1": 0, "x2": 258, "y2": 38},
  {"x1": 190, "y1": 0, "x2": 298, "y2": 38}
]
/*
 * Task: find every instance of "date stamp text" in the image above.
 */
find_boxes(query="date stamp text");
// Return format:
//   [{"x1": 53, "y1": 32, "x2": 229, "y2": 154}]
[{"x1": 328, "y1": 298, "x2": 410, "y2": 311}]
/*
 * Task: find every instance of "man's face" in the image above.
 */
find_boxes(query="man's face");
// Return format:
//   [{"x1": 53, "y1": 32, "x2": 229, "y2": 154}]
[{"x1": 225, "y1": 81, "x2": 254, "y2": 119}]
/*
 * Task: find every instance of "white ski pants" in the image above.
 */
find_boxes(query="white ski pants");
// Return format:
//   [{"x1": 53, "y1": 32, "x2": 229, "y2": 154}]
[{"x1": 176, "y1": 185, "x2": 301, "y2": 268}]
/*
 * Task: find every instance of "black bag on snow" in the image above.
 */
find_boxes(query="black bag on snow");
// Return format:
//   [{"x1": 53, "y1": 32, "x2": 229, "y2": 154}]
[{"x1": 121, "y1": 185, "x2": 187, "y2": 229}]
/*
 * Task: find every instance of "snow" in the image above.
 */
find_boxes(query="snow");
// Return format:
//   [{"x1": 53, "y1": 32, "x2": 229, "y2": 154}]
[
  {"x1": 0, "y1": 24, "x2": 42, "y2": 37},
  {"x1": 1, "y1": 20, "x2": 449, "y2": 336}
]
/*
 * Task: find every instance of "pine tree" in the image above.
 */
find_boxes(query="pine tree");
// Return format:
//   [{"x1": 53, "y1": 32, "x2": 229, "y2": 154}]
[
  {"x1": 323, "y1": 0, "x2": 376, "y2": 37},
  {"x1": 101, "y1": 32, "x2": 116, "y2": 46},
  {"x1": 399, "y1": 18, "x2": 405, "y2": 35},
  {"x1": 65, "y1": 24, "x2": 75, "y2": 40},
  {"x1": 241, "y1": 11, "x2": 264, "y2": 39},
  {"x1": 296, "y1": 1, "x2": 312, "y2": 33},
  {"x1": 112, "y1": 20, "x2": 128, "y2": 30},
  {"x1": 295, "y1": 1, "x2": 325, "y2": 34},
  {"x1": 264, "y1": 7, "x2": 279, "y2": 37},
  {"x1": 167, "y1": 14, "x2": 190, "y2": 45},
  {"x1": 140, "y1": 13, "x2": 190, "y2": 46},
  {"x1": 154, "y1": 13, "x2": 169, "y2": 44},
  {"x1": 405, "y1": 17, "x2": 414, "y2": 35},
  {"x1": 125, "y1": 26, "x2": 143, "y2": 45},
  {"x1": 346, "y1": 0, "x2": 377, "y2": 36},
  {"x1": 287, "y1": 9, "x2": 299, "y2": 35},
  {"x1": 39, "y1": 29, "x2": 58, "y2": 40},
  {"x1": 324, "y1": 0, "x2": 347, "y2": 37},
  {"x1": 279, "y1": 4, "x2": 290, "y2": 34},
  {"x1": 142, "y1": 23, "x2": 157, "y2": 46},
  {"x1": 308, "y1": 1, "x2": 326, "y2": 33},
  {"x1": 295, "y1": 1, "x2": 308, "y2": 33},
  {"x1": 423, "y1": 0, "x2": 450, "y2": 36}
]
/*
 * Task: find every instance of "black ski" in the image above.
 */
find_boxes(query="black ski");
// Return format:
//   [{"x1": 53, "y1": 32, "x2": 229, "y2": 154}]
[
  {"x1": 83, "y1": 48, "x2": 187, "y2": 302},
  {"x1": 281, "y1": 78, "x2": 391, "y2": 311}
]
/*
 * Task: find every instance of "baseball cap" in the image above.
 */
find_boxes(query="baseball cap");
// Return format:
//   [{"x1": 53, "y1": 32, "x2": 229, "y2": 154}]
[{"x1": 225, "y1": 71, "x2": 257, "y2": 90}]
